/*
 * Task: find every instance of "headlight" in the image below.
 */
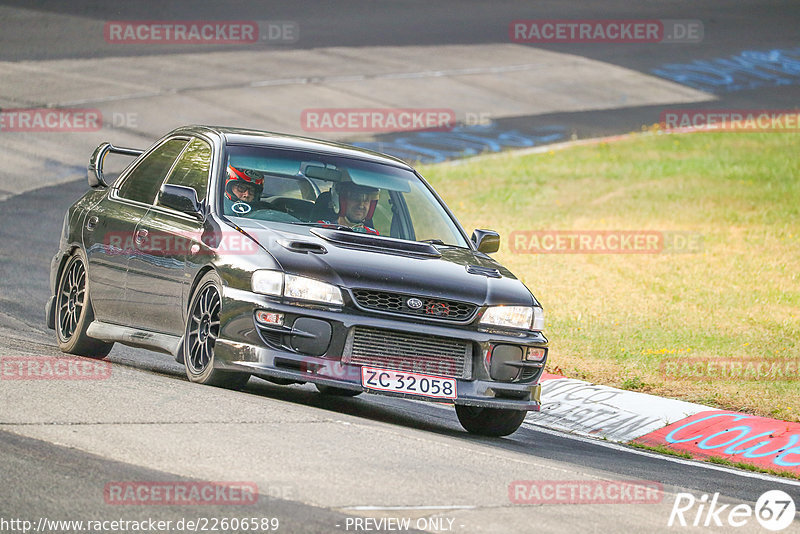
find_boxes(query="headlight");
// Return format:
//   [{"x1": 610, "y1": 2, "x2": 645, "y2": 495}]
[
  {"x1": 284, "y1": 274, "x2": 343, "y2": 305},
  {"x1": 480, "y1": 306, "x2": 538, "y2": 330},
  {"x1": 252, "y1": 270, "x2": 283, "y2": 296},
  {"x1": 252, "y1": 270, "x2": 343, "y2": 306}
]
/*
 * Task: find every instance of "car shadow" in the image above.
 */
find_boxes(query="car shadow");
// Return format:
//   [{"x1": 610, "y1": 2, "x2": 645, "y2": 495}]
[{"x1": 108, "y1": 346, "x2": 530, "y2": 444}]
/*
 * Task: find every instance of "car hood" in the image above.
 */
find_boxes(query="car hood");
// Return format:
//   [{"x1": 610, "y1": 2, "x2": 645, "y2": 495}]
[{"x1": 236, "y1": 221, "x2": 537, "y2": 307}]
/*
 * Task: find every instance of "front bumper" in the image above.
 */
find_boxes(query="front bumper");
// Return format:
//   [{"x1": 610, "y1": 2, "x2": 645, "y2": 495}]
[{"x1": 215, "y1": 287, "x2": 547, "y2": 411}]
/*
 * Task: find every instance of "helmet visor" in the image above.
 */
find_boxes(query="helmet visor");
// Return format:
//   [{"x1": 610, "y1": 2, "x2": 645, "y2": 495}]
[{"x1": 345, "y1": 190, "x2": 380, "y2": 203}]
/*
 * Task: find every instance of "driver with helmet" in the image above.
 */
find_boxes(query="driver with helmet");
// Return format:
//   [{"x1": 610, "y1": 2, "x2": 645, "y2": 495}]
[
  {"x1": 328, "y1": 181, "x2": 380, "y2": 234},
  {"x1": 224, "y1": 165, "x2": 269, "y2": 215}
]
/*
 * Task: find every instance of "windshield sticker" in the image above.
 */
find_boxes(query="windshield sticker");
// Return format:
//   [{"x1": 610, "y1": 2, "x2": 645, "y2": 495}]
[{"x1": 231, "y1": 202, "x2": 252, "y2": 215}]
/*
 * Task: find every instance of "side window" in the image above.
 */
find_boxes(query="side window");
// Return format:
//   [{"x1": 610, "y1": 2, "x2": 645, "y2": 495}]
[
  {"x1": 371, "y1": 188, "x2": 393, "y2": 236},
  {"x1": 404, "y1": 186, "x2": 461, "y2": 244},
  {"x1": 117, "y1": 139, "x2": 188, "y2": 204},
  {"x1": 162, "y1": 138, "x2": 212, "y2": 202}
]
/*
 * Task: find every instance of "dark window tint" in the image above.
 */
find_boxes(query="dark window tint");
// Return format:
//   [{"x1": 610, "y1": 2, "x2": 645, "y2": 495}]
[
  {"x1": 117, "y1": 139, "x2": 188, "y2": 204},
  {"x1": 163, "y1": 138, "x2": 212, "y2": 202}
]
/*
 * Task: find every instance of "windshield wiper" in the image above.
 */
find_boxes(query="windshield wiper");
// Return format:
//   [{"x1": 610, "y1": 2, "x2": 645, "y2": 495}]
[
  {"x1": 292, "y1": 221, "x2": 355, "y2": 232},
  {"x1": 420, "y1": 239, "x2": 467, "y2": 249}
]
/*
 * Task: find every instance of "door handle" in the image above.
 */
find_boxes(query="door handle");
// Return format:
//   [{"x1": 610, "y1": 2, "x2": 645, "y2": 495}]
[
  {"x1": 135, "y1": 228, "x2": 149, "y2": 245},
  {"x1": 86, "y1": 216, "x2": 99, "y2": 231}
]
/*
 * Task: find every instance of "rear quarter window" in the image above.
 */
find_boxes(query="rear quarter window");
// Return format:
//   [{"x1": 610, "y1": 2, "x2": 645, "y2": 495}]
[
  {"x1": 117, "y1": 138, "x2": 188, "y2": 204},
  {"x1": 162, "y1": 138, "x2": 212, "y2": 202}
]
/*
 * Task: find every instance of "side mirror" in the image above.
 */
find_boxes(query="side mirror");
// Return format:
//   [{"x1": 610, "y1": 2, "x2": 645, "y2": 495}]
[
  {"x1": 158, "y1": 184, "x2": 203, "y2": 218},
  {"x1": 472, "y1": 229, "x2": 500, "y2": 254},
  {"x1": 88, "y1": 142, "x2": 143, "y2": 189}
]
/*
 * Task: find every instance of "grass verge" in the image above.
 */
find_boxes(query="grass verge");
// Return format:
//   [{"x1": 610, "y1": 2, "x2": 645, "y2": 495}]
[
  {"x1": 629, "y1": 442, "x2": 693, "y2": 459},
  {"x1": 630, "y1": 442, "x2": 800, "y2": 480},
  {"x1": 420, "y1": 130, "x2": 799, "y2": 422}
]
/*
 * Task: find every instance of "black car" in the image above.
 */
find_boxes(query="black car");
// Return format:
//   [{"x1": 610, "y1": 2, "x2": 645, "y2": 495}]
[{"x1": 46, "y1": 126, "x2": 548, "y2": 436}]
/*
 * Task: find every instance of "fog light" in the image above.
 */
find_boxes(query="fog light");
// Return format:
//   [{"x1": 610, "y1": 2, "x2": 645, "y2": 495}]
[
  {"x1": 256, "y1": 310, "x2": 284, "y2": 326},
  {"x1": 526, "y1": 347, "x2": 546, "y2": 361},
  {"x1": 489, "y1": 345, "x2": 524, "y2": 381}
]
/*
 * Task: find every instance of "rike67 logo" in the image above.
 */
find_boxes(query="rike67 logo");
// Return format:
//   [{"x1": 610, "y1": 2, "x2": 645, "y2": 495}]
[{"x1": 668, "y1": 490, "x2": 796, "y2": 531}]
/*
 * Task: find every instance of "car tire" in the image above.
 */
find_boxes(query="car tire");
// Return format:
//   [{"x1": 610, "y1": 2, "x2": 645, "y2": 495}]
[
  {"x1": 55, "y1": 251, "x2": 114, "y2": 358},
  {"x1": 315, "y1": 384, "x2": 362, "y2": 397},
  {"x1": 455, "y1": 405, "x2": 527, "y2": 437},
  {"x1": 184, "y1": 271, "x2": 250, "y2": 389}
]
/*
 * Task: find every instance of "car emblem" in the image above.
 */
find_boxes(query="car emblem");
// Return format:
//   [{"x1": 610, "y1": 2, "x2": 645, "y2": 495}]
[
  {"x1": 406, "y1": 298, "x2": 423, "y2": 309},
  {"x1": 231, "y1": 202, "x2": 251, "y2": 214}
]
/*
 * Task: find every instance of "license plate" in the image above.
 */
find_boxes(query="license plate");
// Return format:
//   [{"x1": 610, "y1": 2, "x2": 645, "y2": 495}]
[{"x1": 361, "y1": 366, "x2": 457, "y2": 399}]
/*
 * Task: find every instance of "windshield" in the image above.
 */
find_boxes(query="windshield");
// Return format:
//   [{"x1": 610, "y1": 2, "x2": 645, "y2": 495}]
[{"x1": 220, "y1": 145, "x2": 469, "y2": 247}]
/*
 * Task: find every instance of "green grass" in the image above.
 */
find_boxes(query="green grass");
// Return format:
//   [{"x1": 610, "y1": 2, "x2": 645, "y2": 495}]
[
  {"x1": 706, "y1": 456, "x2": 800, "y2": 480},
  {"x1": 419, "y1": 130, "x2": 800, "y2": 421},
  {"x1": 629, "y1": 442, "x2": 693, "y2": 459},
  {"x1": 630, "y1": 442, "x2": 800, "y2": 480}
]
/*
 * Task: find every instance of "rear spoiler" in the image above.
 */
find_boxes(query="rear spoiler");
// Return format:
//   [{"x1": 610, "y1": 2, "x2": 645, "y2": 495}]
[{"x1": 88, "y1": 142, "x2": 144, "y2": 189}]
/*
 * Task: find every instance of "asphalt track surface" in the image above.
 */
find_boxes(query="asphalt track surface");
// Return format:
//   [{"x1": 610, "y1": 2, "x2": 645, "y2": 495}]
[
  {"x1": 1, "y1": 1, "x2": 799, "y2": 533},
  {"x1": 2, "y1": 0, "x2": 798, "y2": 65}
]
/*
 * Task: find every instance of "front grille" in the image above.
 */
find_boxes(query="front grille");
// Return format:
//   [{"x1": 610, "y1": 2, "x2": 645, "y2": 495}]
[
  {"x1": 352, "y1": 289, "x2": 477, "y2": 322},
  {"x1": 345, "y1": 326, "x2": 472, "y2": 379}
]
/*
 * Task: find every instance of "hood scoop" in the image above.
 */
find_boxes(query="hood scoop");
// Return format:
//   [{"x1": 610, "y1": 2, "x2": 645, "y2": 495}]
[
  {"x1": 277, "y1": 238, "x2": 327, "y2": 254},
  {"x1": 310, "y1": 228, "x2": 441, "y2": 257},
  {"x1": 466, "y1": 264, "x2": 501, "y2": 278}
]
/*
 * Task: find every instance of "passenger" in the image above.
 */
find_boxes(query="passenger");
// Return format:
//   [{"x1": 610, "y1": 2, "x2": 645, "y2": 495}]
[{"x1": 224, "y1": 165, "x2": 268, "y2": 215}]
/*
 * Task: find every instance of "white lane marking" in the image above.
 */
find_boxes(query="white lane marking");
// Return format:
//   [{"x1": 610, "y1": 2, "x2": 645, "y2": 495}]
[
  {"x1": 0, "y1": 61, "x2": 159, "y2": 92},
  {"x1": 60, "y1": 91, "x2": 165, "y2": 106},
  {"x1": 522, "y1": 422, "x2": 800, "y2": 487},
  {"x1": 250, "y1": 62, "x2": 558, "y2": 88},
  {"x1": 58, "y1": 61, "x2": 584, "y2": 104},
  {"x1": 250, "y1": 76, "x2": 313, "y2": 87},
  {"x1": 420, "y1": 400, "x2": 800, "y2": 485},
  {"x1": 51, "y1": 62, "x2": 564, "y2": 105}
]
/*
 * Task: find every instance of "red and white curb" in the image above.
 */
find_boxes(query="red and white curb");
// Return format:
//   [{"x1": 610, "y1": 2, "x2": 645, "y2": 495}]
[{"x1": 526, "y1": 374, "x2": 800, "y2": 476}]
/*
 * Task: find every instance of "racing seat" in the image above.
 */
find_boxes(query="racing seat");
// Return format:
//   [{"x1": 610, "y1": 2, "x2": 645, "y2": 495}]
[
  {"x1": 309, "y1": 191, "x2": 338, "y2": 222},
  {"x1": 269, "y1": 197, "x2": 315, "y2": 221}
]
